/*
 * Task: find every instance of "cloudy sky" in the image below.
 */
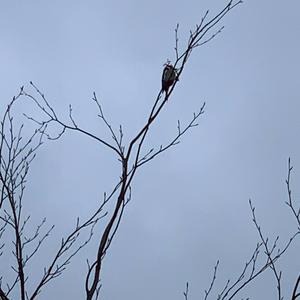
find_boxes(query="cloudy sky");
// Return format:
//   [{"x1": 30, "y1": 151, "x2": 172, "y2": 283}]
[{"x1": 1, "y1": 0, "x2": 300, "y2": 299}]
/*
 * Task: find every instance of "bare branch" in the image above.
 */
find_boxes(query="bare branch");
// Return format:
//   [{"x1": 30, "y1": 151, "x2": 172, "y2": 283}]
[
  {"x1": 92, "y1": 93, "x2": 124, "y2": 156},
  {"x1": 22, "y1": 85, "x2": 122, "y2": 158},
  {"x1": 285, "y1": 158, "x2": 300, "y2": 229},
  {"x1": 204, "y1": 260, "x2": 219, "y2": 300},
  {"x1": 249, "y1": 200, "x2": 283, "y2": 300},
  {"x1": 183, "y1": 282, "x2": 189, "y2": 300},
  {"x1": 292, "y1": 275, "x2": 300, "y2": 300}
]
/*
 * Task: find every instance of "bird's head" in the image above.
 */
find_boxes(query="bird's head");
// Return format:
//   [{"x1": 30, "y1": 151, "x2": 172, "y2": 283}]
[{"x1": 163, "y1": 62, "x2": 177, "y2": 72}]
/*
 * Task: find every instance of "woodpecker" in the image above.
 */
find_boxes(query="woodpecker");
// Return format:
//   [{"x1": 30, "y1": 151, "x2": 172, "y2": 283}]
[{"x1": 161, "y1": 63, "x2": 177, "y2": 94}]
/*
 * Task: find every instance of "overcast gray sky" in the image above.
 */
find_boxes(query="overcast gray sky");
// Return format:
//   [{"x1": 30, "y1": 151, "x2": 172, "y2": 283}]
[{"x1": 1, "y1": 0, "x2": 300, "y2": 299}]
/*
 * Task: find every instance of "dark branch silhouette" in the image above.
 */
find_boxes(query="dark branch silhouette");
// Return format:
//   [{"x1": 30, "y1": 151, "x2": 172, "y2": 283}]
[
  {"x1": 190, "y1": 158, "x2": 300, "y2": 300},
  {"x1": 17, "y1": 2, "x2": 243, "y2": 299},
  {"x1": 4, "y1": 2, "x2": 288, "y2": 300}
]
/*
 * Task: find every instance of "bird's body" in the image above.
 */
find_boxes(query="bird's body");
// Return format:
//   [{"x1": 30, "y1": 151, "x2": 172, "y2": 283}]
[{"x1": 161, "y1": 64, "x2": 177, "y2": 94}]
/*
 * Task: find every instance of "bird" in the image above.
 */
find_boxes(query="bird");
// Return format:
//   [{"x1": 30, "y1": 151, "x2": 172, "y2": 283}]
[{"x1": 161, "y1": 63, "x2": 177, "y2": 94}]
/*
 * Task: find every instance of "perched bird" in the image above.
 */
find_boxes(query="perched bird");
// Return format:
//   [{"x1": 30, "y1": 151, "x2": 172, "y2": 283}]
[{"x1": 161, "y1": 63, "x2": 177, "y2": 94}]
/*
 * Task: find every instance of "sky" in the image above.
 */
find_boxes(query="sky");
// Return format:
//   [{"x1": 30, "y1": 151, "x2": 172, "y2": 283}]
[{"x1": 0, "y1": 0, "x2": 300, "y2": 299}]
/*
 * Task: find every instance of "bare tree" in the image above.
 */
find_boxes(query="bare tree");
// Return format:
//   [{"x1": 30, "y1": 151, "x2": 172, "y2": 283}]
[
  {"x1": 183, "y1": 158, "x2": 300, "y2": 300},
  {"x1": 0, "y1": 93, "x2": 109, "y2": 300},
  {"x1": 0, "y1": 90, "x2": 48, "y2": 300},
  {"x1": 3, "y1": 1, "x2": 298, "y2": 300}
]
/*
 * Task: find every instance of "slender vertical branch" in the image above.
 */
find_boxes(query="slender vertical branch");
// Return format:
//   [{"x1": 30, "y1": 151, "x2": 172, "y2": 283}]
[
  {"x1": 292, "y1": 275, "x2": 300, "y2": 300},
  {"x1": 183, "y1": 282, "x2": 189, "y2": 300},
  {"x1": 285, "y1": 158, "x2": 300, "y2": 229}
]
